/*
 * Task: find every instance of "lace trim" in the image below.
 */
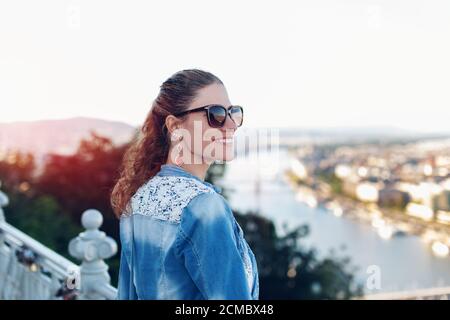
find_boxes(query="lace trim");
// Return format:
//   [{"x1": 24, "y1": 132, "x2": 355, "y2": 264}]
[
  {"x1": 243, "y1": 245, "x2": 254, "y2": 291},
  {"x1": 129, "y1": 175, "x2": 215, "y2": 223},
  {"x1": 236, "y1": 222, "x2": 255, "y2": 291}
]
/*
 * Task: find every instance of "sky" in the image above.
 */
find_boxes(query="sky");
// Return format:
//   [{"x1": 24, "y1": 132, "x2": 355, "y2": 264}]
[{"x1": 1, "y1": 0, "x2": 450, "y2": 132}]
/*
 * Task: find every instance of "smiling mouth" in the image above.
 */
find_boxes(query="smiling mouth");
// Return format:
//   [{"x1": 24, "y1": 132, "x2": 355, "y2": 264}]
[{"x1": 211, "y1": 136, "x2": 234, "y2": 144}]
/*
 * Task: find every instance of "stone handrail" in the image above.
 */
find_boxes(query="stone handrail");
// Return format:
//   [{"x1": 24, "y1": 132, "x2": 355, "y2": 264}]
[
  {"x1": 0, "y1": 187, "x2": 118, "y2": 300},
  {"x1": 359, "y1": 286, "x2": 450, "y2": 300}
]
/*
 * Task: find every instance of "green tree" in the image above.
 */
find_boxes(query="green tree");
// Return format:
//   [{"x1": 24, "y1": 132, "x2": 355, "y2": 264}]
[
  {"x1": 4, "y1": 192, "x2": 81, "y2": 261},
  {"x1": 0, "y1": 150, "x2": 36, "y2": 193},
  {"x1": 35, "y1": 131, "x2": 129, "y2": 241},
  {"x1": 1, "y1": 133, "x2": 128, "y2": 284},
  {"x1": 234, "y1": 212, "x2": 362, "y2": 299},
  {"x1": 34, "y1": 131, "x2": 131, "y2": 284}
]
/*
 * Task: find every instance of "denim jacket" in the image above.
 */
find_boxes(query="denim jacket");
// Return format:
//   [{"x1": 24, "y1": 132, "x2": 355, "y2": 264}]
[{"x1": 117, "y1": 164, "x2": 259, "y2": 300}]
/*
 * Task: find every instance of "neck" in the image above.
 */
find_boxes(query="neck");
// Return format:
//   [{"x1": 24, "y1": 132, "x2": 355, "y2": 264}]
[
  {"x1": 178, "y1": 163, "x2": 210, "y2": 181},
  {"x1": 165, "y1": 150, "x2": 210, "y2": 181}
]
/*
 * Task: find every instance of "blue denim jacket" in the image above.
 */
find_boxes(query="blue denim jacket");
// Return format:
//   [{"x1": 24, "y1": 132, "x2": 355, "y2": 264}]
[{"x1": 117, "y1": 164, "x2": 259, "y2": 300}]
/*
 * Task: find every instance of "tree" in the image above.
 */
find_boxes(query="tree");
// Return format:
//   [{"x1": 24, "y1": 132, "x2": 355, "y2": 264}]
[
  {"x1": 1, "y1": 132, "x2": 128, "y2": 284},
  {"x1": 4, "y1": 192, "x2": 81, "y2": 261},
  {"x1": 35, "y1": 131, "x2": 129, "y2": 241},
  {"x1": 0, "y1": 150, "x2": 36, "y2": 194},
  {"x1": 234, "y1": 212, "x2": 362, "y2": 299}
]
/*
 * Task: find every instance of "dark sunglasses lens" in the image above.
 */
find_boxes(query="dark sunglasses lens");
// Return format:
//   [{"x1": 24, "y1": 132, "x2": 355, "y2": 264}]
[
  {"x1": 230, "y1": 106, "x2": 243, "y2": 126},
  {"x1": 208, "y1": 105, "x2": 227, "y2": 127}
]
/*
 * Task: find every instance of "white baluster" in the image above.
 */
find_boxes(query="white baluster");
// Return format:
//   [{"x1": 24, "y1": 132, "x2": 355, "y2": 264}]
[
  {"x1": 68, "y1": 209, "x2": 117, "y2": 299},
  {"x1": 0, "y1": 184, "x2": 9, "y2": 291},
  {"x1": 0, "y1": 181, "x2": 8, "y2": 223}
]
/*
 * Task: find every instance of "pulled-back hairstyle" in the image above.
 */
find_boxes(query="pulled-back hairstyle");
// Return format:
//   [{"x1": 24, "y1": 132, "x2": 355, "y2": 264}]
[{"x1": 110, "y1": 69, "x2": 223, "y2": 218}]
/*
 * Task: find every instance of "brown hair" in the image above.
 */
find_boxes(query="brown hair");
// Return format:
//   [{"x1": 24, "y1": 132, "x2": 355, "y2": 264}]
[{"x1": 110, "y1": 69, "x2": 223, "y2": 218}]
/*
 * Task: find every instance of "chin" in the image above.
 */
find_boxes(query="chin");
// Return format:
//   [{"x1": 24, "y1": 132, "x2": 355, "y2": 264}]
[
  {"x1": 219, "y1": 144, "x2": 236, "y2": 162},
  {"x1": 202, "y1": 142, "x2": 235, "y2": 163},
  {"x1": 203, "y1": 153, "x2": 234, "y2": 164},
  {"x1": 219, "y1": 155, "x2": 235, "y2": 162}
]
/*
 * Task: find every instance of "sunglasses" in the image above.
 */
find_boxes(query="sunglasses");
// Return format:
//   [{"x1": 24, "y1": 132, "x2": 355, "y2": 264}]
[{"x1": 173, "y1": 104, "x2": 244, "y2": 128}]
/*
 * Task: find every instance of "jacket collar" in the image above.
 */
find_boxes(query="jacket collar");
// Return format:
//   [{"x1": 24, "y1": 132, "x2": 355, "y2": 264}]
[{"x1": 157, "y1": 164, "x2": 222, "y2": 194}]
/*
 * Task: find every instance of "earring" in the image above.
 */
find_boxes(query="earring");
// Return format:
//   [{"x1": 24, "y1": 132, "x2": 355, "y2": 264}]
[
  {"x1": 171, "y1": 131, "x2": 183, "y2": 142},
  {"x1": 174, "y1": 143, "x2": 184, "y2": 166}
]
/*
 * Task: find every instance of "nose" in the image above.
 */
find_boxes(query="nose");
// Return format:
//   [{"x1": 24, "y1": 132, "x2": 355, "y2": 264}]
[{"x1": 222, "y1": 111, "x2": 238, "y2": 133}]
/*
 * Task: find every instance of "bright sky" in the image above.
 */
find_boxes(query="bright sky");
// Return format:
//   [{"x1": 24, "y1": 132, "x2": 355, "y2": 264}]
[{"x1": 1, "y1": 0, "x2": 450, "y2": 132}]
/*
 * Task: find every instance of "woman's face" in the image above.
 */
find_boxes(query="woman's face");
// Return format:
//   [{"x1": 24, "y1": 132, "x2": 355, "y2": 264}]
[{"x1": 174, "y1": 83, "x2": 239, "y2": 164}]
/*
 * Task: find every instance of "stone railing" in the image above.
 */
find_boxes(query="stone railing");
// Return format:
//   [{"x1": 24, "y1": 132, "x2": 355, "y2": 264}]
[
  {"x1": 359, "y1": 287, "x2": 450, "y2": 300},
  {"x1": 0, "y1": 187, "x2": 118, "y2": 300}
]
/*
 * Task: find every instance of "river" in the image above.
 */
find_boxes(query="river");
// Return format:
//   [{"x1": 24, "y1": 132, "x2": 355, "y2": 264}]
[{"x1": 220, "y1": 148, "x2": 450, "y2": 294}]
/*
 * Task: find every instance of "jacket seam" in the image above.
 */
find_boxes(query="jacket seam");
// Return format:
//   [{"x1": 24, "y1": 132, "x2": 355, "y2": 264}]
[
  {"x1": 176, "y1": 226, "x2": 210, "y2": 300},
  {"x1": 159, "y1": 224, "x2": 167, "y2": 299}
]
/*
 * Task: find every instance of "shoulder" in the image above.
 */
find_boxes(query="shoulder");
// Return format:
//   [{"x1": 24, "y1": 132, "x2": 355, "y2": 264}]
[
  {"x1": 174, "y1": 189, "x2": 239, "y2": 257},
  {"x1": 180, "y1": 191, "x2": 235, "y2": 233},
  {"x1": 184, "y1": 191, "x2": 231, "y2": 220},
  {"x1": 129, "y1": 175, "x2": 215, "y2": 223}
]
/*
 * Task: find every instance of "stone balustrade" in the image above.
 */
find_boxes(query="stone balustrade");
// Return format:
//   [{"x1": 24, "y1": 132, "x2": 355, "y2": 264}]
[{"x1": 0, "y1": 185, "x2": 118, "y2": 300}]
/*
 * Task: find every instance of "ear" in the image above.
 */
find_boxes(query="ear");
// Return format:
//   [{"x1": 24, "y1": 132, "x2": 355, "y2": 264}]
[{"x1": 165, "y1": 115, "x2": 182, "y2": 135}]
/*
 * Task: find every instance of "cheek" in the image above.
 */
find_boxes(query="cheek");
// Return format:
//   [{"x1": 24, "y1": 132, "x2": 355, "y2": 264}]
[
  {"x1": 183, "y1": 120, "x2": 209, "y2": 152},
  {"x1": 183, "y1": 116, "x2": 230, "y2": 157}
]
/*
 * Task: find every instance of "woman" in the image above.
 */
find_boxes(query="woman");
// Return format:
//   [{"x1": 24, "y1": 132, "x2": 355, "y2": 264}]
[{"x1": 111, "y1": 69, "x2": 259, "y2": 300}]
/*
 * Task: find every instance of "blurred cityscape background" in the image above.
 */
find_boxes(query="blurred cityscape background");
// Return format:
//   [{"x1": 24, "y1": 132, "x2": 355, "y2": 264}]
[
  {"x1": 1, "y1": 0, "x2": 450, "y2": 299},
  {"x1": 1, "y1": 119, "x2": 450, "y2": 299}
]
